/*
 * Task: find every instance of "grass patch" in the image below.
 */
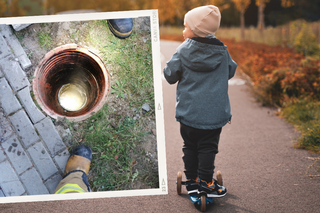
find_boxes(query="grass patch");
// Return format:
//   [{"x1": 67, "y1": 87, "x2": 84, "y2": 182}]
[
  {"x1": 66, "y1": 19, "x2": 158, "y2": 191},
  {"x1": 281, "y1": 99, "x2": 320, "y2": 153},
  {"x1": 88, "y1": 20, "x2": 154, "y2": 108},
  {"x1": 81, "y1": 105, "x2": 147, "y2": 190},
  {"x1": 306, "y1": 156, "x2": 320, "y2": 177},
  {"x1": 37, "y1": 31, "x2": 52, "y2": 49}
]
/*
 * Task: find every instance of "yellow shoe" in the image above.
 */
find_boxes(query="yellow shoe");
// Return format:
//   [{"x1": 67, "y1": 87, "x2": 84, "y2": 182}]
[{"x1": 64, "y1": 145, "x2": 92, "y2": 176}]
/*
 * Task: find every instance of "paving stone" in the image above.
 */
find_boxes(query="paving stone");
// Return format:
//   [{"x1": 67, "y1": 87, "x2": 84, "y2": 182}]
[
  {"x1": 20, "y1": 167, "x2": 49, "y2": 195},
  {"x1": 17, "y1": 54, "x2": 32, "y2": 70},
  {"x1": 4, "y1": 32, "x2": 32, "y2": 70},
  {"x1": 0, "y1": 78, "x2": 22, "y2": 115},
  {"x1": 0, "y1": 25, "x2": 14, "y2": 39},
  {"x1": 54, "y1": 149, "x2": 70, "y2": 173},
  {"x1": 34, "y1": 118, "x2": 66, "y2": 155},
  {"x1": 0, "y1": 111, "x2": 14, "y2": 142},
  {"x1": 2, "y1": 135, "x2": 32, "y2": 175},
  {"x1": 11, "y1": 24, "x2": 32, "y2": 32},
  {"x1": 0, "y1": 35, "x2": 12, "y2": 59},
  {"x1": 0, "y1": 160, "x2": 25, "y2": 196},
  {"x1": 44, "y1": 173, "x2": 62, "y2": 194},
  {"x1": 0, "y1": 56, "x2": 30, "y2": 92},
  {"x1": 17, "y1": 87, "x2": 45, "y2": 124},
  {"x1": 9, "y1": 110, "x2": 40, "y2": 147},
  {"x1": 27, "y1": 142, "x2": 58, "y2": 180},
  {"x1": 0, "y1": 149, "x2": 6, "y2": 162}
]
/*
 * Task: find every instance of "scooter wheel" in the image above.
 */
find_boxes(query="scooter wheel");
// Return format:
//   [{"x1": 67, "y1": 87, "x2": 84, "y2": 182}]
[
  {"x1": 177, "y1": 171, "x2": 182, "y2": 195},
  {"x1": 217, "y1": 170, "x2": 223, "y2": 186},
  {"x1": 200, "y1": 195, "x2": 206, "y2": 212}
]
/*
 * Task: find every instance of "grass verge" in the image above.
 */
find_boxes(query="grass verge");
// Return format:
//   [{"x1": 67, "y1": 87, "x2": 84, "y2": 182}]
[
  {"x1": 281, "y1": 99, "x2": 320, "y2": 177},
  {"x1": 280, "y1": 99, "x2": 320, "y2": 153}
]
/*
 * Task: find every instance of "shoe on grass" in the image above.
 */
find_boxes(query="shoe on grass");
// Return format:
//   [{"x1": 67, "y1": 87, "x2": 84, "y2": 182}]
[
  {"x1": 107, "y1": 18, "x2": 133, "y2": 39},
  {"x1": 64, "y1": 145, "x2": 92, "y2": 176}
]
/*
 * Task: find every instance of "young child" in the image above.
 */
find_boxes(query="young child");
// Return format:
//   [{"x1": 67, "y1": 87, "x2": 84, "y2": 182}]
[{"x1": 163, "y1": 5, "x2": 237, "y2": 198}]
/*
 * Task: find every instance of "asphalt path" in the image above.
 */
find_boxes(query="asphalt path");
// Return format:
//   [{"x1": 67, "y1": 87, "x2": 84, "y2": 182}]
[{"x1": 1, "y1": 40, "x2": 319, "y2": 212}]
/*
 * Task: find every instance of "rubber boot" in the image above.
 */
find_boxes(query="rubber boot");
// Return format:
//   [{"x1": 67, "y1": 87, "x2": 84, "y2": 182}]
[
  {"x1": 64, "y1": 145, "x2": 92, "y2": 176},
  {"x1": 107, "y1": 18, "x2": 133, "y2": 39}
]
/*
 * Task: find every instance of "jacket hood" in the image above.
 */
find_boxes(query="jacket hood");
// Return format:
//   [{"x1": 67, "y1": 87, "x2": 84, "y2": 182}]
[{"x1": 178, "y1": 34, "x2": 226, "y2": 72}]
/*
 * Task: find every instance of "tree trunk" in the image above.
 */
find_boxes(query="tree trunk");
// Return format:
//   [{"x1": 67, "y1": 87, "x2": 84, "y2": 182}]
[
  {"x1": 257, "y1": 0, "x2": 264, "y2": 36},
  {"x1": 240, "y1": 4, "x2": 245, "y2": 40},
  {"x1": 7, "y1": 0, "x2": 12, "y2": 16}
]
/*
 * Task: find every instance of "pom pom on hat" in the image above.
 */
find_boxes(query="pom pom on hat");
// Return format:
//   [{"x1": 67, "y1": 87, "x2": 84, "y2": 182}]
[{"x1": 185, "y1": 5, "x2": 221, "y2": 37}]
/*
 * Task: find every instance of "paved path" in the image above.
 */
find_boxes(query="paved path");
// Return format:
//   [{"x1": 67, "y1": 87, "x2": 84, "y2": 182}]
[
  {"x1": 0, "y1": 24, "x2": 70, "y2": 197},
  {"x1": 1, "y1": 40, "x2": 319, "y2": 212}
]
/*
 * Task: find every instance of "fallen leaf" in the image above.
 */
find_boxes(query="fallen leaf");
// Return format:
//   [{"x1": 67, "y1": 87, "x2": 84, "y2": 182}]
[
  {"x1": 151, "y1": 128, "x2": 156, "y2": 136},
  {"x1": 132, "y1": 159, "x2": 137, "y2": 165}
]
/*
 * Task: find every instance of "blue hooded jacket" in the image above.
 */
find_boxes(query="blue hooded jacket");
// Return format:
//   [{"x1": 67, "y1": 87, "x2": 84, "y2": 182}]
[{"x1": 163, "y1": 35, "x2": 237, "y2": 129}]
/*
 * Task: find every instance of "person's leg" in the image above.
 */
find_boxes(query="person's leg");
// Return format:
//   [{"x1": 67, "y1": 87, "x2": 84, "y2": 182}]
[
  {"x1": 196, "y1": 128, "x2": 227, "y2": 197},
  {"x1": 180, "y1": 123, "x2": 202, "y2": 195},
  {"x1": 180, "y1": 122, "x2": 199, "y2": 180},
  {"x1": 54, "y1": 171, "x2": 88, "y2": 194},
  {"x1": 197, "y1": 128, "x2": 221, "y2": 182},
  {"x1": 54, "y1": 145, "x2": 92, "y2": 194}
]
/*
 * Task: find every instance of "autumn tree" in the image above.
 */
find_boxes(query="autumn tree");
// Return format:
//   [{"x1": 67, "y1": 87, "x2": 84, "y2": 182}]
[
  {"x1": 12, "y1": 0, "x2": 26, "y2": 16},
  {"x1": 281, "y1": 0, "x2": 294, "y2": 8},
  {"x1": 43, "y1": 0, "x2": 137, "y2": 14},
  {"x1": 0, "y1": 0, "x2": 7, "y2": 16},
  {"x1": 153, "y1": 0, "x2": 177, "y2": 25},
  {"x1": 135, "y1": 0, "x2": 155, "y2": 10},
  {"x1": 193, "y1": 0, "x2": 230, "y2": 12},
  {"x1": 171, "y1": 0, "x2": 229, "y2": 26},
  {"x1": 43, "y1": 0, "x2": 95, "y2": 14},
  {"x1": 232, "y1": 0, "x2": 251, "y2": 40},
  {"x1": 0, "y1": 0, "x2": 26, "y2": 17},
  {"x1": 94, "y1": 0, "x2": 137, "y2": 12},
  {"x1": 255, "y1": 0, "x2": 269, "y2": 36}
]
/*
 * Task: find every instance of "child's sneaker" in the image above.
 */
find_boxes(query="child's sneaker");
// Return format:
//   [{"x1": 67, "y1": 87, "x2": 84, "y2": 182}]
[
  {"x1": 185, "y1": 177, "x2": 200, "y2": 196},
  {"x1": 199, "y1": 179, "x2": 227, "y2": 198}
]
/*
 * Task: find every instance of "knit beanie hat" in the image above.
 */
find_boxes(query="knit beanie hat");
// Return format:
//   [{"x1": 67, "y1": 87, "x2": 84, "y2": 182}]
[{"x1": 185, "y1": 5, "x2": 221, "y2": 37}]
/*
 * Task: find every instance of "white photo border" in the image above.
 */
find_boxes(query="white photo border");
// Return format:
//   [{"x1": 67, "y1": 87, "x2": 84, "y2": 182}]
[{"x1": 0, "y1": 9, "x2": 167, "y2": 203}]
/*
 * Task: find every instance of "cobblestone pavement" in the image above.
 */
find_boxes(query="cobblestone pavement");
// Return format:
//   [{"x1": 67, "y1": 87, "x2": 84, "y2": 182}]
[{"x1": 0, "y1": 24, "x2": 70, "y2": 197}]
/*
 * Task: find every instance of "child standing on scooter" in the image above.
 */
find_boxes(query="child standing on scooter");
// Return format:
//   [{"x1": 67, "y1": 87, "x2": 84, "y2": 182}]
[{"x1": 163, "y1": 5, "x2": 237, "y2": 198}]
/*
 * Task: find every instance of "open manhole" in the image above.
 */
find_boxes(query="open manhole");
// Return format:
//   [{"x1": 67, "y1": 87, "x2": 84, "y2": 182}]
[{"x1": 33, "y1": 44, "x2": 110, "y2": 122}]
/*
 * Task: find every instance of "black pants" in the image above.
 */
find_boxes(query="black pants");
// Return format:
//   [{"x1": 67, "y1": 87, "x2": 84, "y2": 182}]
[{"x1": 180, "y1": 122, "x2": 222, "y2": 183}]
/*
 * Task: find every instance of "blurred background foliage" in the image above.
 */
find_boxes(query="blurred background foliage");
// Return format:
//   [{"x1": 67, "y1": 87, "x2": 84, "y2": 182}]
[{"x1": 1, "y1": 0, "x2": 319, "y2": 27}]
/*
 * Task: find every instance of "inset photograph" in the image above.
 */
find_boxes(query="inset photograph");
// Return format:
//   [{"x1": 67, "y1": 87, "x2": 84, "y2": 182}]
[{"x1": 0, "y1": 10, "x2": 166, "y2": 202}]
